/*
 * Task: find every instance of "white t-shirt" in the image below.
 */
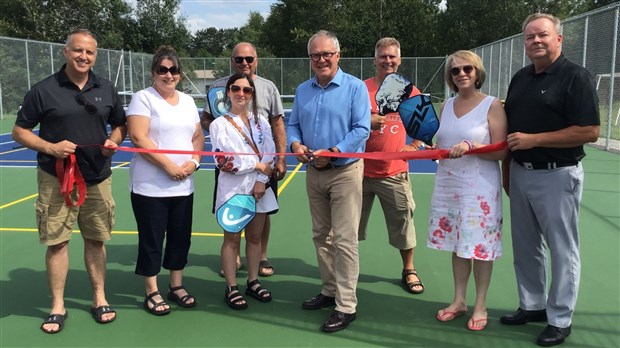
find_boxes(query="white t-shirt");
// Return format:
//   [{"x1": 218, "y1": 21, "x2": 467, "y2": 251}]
[{"x1": 127, "y1": 87, "x2": 200, "y2": 197}]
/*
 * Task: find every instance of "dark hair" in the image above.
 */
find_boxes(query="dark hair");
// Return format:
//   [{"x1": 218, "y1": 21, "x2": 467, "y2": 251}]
[
  {"x1": 151, "y1": 45, "x2": 181, "y2": 77},
  {"x1": 225, "y1": 72, "x2": 258, "y2": 120}
]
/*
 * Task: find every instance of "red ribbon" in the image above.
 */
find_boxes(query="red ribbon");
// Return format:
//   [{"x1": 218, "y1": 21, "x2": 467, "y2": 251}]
[
  {"x1": 55, "y1": 154, "x2": 87, "y2": 207},
  {"x1": 108, "y1": 141, "x2": 507, "y2": 161}
]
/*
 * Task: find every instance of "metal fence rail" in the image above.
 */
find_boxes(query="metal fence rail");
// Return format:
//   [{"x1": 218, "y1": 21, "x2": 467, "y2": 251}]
[
  {"x1": 1, "y1": 3, "x2": 617, "y2": 150},
  {"x1": 472, "y1": 3, "x2": 619, "y2": 151}
]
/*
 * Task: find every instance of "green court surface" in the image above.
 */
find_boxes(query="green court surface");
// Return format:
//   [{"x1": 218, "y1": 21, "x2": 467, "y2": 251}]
[{"x1": 0, "y1": 147, "x2": 618, "y2": 347}]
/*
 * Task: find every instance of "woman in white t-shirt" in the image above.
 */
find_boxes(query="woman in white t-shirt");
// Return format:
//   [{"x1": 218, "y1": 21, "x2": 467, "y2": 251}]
[
  {"x1": 209, "y1": 73, "x2": 277, "y2": 310},
  {"x1": 126, "y1": 46, "x2": 204, "y2": 316}
]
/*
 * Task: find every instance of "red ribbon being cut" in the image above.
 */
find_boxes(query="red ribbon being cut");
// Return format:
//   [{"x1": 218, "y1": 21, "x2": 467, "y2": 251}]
[
  {"x1": 109, "y1": 140, "x2": 507, "y2": 161},
  {"x1": 56, "y1": 141, "x2": 507, "y2": 206}
]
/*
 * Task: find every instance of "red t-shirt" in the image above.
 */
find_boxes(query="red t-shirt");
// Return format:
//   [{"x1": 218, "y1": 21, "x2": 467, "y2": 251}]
[{"x1": 363, "y1": 77, "x2": 420, "y2": 178}]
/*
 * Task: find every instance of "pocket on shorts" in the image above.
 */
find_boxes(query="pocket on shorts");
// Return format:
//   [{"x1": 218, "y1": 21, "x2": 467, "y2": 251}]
[
  {"x1": 108, "y1": 199, "x2": 116, "y2": 230},
  {"x1": 35, "y1": 200, "x2": 49, "y2": 235}
]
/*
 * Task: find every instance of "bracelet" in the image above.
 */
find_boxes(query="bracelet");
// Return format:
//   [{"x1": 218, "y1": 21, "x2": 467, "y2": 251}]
[
  {"x1": 462, "y1": 140, "x2": 473, "y2": 150},
  {"x1": 189, "y1": 158, "x2": 200, "y2": 171}
]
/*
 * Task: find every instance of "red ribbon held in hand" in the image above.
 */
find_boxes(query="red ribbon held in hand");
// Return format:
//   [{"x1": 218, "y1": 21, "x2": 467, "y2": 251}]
[{"x1": 55, "y1": 154, "x2": 87, "y2": 207}]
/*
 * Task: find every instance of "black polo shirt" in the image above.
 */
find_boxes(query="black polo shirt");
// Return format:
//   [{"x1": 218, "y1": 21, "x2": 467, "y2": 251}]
[
  {"x1": 504, "y1": 54, "x2": 600, "y2": 163},
  {"x1": 16, "y1": 64, "x2": 126, "y2": 184}
]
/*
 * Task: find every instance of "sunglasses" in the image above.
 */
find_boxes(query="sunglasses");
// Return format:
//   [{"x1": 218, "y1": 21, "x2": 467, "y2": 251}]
[
  {"x1": 233, "y1": 56, "x2": 255, "y2": 64},
  {"x1": 450, "y1": 65, "x2": 475, "y2": 76},
  {"x1": 156, "y1": 65, "x2": 181, "y2": 75},
  {"x1": 229, "y1": 85, "x2": 254, "y2": 94},
  {"x1": 75, "y1": 92, "x2": 97, "y2": 114},
  {"x1": 309, "y1": 51, "x2": 337, "y2": 62}
]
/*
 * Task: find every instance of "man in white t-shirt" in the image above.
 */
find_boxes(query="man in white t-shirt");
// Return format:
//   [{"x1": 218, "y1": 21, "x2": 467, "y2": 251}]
[{"x1": 201, "y1": 42, "x2": 285, "y2": 277}]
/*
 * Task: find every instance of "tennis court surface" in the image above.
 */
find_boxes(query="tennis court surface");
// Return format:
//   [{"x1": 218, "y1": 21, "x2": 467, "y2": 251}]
[{"x1": 1, "y1": 129, "x2": 618, "y2": 347}]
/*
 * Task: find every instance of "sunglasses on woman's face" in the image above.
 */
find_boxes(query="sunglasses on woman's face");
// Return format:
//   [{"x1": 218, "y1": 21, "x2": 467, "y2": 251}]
[
  {"x1": 156, "y1": 65, "x2": 181, "y2": 75},
  {"x1": 229, "y1": 85, "x2": 254, "y2": 94},
  {"x1": 450, "y1": 65, "x2": 475, "y2": 76}
]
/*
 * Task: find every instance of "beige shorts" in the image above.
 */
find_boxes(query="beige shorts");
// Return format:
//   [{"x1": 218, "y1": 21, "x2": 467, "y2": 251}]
[
  {"x1": 359, "y1": 172, "x2": 416, "y2": 250},
  {"x1": 36, "y1": 168, "x2": 115, "y2": 246}
]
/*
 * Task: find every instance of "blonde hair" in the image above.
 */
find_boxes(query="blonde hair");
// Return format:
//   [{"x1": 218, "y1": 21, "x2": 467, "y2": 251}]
[
  {"x1": 374, "y1": 37, "x2": 401, "y2": 58},
  {"x1": 522, "y1": 13, "x2": 561, "y2": 33},
  {"x1": 445, "y1": 50, "x2": 486, "y2": 93}
]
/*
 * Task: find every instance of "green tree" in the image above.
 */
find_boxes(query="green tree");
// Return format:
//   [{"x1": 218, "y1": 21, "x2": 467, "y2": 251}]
[
  {"x1": 132, "y1": 0, "x2": 191, "y2": 53},
  {"x1": 191, "y1": 27, "x2": 238, "y2": 57},
  {"x1": 0, "y1": 0, "x2": 134, "y2": 50}
]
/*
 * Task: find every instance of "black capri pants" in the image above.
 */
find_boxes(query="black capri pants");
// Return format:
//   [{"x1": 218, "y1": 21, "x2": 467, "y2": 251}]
[{"x1": 131, "y1": 192, "x2": 194, "y2": 277}]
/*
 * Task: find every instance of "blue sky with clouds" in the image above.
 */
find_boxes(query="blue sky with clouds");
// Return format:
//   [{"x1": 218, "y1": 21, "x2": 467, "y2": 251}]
[{"x1": 179, "y1": 0, "x2": 277, "y2": 32}]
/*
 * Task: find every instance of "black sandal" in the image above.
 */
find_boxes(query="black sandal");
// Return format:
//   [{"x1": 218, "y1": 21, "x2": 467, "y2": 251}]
[
  {"x1": 225, "y1": 286, "x2": 248, "y2": 310},
  {"x1": 143, "y1": 291, "x2": 171, "y2": 316},
  {"x1": 245, "y1": 279, "x2": 272, "y2": 303},
  {"x1": 258, "y1": 259, "x2": 275, "y2": 277},
  {"x1": 402, "y1": 269, "x2": 425, "y2": 294},
  {"x1": 40, "y1": 312, "x2": 68, "y2": 334},
  {"x1": 167, "y1": 285, "x2": 197, "y2": 308}
]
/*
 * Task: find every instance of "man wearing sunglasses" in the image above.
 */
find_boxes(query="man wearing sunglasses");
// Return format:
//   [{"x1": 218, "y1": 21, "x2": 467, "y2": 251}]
[
  {"x1": 501, "y1": 13, "x2": 600, "y2": 347},
  {"x1": 12, "y1": 29, "x2": 126, "y2": 333},
  {"x1": 287, "y1": 30, "x2": 370, "y2": 333},
  {"x1": 201, "y1": 42, "x2": 285, "y2": 278}
]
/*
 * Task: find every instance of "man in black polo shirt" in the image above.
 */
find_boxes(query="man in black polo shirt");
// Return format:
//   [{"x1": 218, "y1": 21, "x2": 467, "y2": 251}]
[
  {"x1": 500, "y1": 13, "x2": 599, "y2": 347},
  {"x1": 13, "y1": 29, "x2": 126, "y2": 334}
]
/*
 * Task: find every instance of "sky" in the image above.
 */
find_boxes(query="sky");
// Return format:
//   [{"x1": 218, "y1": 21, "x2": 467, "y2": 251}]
[{"x1": 179, "y1": 0, "x2": 277, "y2": 33}]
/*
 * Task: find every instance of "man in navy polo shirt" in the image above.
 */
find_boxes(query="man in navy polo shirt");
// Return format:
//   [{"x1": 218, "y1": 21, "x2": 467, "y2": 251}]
[
  {"x1": 500, "y1": 13, "x2": 599, "y2": 347},
  {"x1": 13, "y1": 29, "x2": 126, "y2": 334}
]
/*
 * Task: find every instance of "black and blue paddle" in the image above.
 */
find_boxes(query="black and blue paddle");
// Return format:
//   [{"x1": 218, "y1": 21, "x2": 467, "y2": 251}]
[
  {"x1": 398, "y1": 94, "x2": 439, "y2": 146},
  {"x1": 206, "y1": 86, "x2": 229, "y2": 118}
]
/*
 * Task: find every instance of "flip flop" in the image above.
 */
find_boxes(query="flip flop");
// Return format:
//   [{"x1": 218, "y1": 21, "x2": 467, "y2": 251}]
[
  {"x1": 91, "y1": 305, "x2": 116, "y2": 324},
  {"x1": 436, "y1": 308, "x2": 468, "y2": 322},
  {"x1": 467, "y1": 316, "x2": 488, "y2": 331},
  {"x1": 40, "y1": 311, "x2": 68, "y2": 334}
]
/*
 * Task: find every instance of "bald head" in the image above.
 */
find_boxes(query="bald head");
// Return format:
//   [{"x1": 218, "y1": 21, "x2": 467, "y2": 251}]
[{"x1": 231, "y1": 42, "x2": 258, "y2": 76}]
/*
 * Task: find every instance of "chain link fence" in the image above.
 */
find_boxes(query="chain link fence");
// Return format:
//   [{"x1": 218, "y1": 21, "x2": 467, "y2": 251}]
[
  {"x1": 472, "y1": 3, "x2": 619, "y2": 151},
  {"x1": 1, "y1": 3, "x2": 617, "y2": 151}
]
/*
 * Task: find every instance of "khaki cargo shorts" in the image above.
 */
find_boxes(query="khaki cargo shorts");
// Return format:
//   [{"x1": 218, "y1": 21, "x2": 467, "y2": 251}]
[{"x1": 36, "y1": 168, "x2": 115, "y2": 246}]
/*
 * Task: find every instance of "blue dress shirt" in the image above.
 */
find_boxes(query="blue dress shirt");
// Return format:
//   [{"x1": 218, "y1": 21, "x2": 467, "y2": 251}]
[{"x1": 287, "y1": 68, "x2": 371, "y2": 166}]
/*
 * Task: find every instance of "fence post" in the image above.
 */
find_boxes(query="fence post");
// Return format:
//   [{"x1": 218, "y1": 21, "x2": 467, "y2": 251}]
[{"x1": 606, "y1": 6, "x2": 619, "y2": 150}]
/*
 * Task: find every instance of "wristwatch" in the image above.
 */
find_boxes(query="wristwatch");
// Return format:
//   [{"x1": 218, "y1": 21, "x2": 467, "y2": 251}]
[
  {"x1": 189, "y1": 159, "x2": 200, "y2": 171},
  {"x1": 328, "y1": 147, "x2": 337, "y2": 162}
]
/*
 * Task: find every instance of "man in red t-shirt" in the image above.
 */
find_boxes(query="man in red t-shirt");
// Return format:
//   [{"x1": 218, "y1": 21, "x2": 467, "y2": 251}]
[{"x1": 359, "y1": 37, "x2": 424, "y2": 294}]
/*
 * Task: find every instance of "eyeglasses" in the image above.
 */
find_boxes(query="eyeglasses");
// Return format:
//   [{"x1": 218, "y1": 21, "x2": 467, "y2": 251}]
[
  {"x1": 233, "y1": 56, "x2": 255, "y2": 64},
  {"x1": 156, "y1": 65, "x2": 181, "y2": 75},
  {"x1": 75, "y1": 92, "x2": 97, "y2": 114},
  {"x1": 229, "y1": 85, "x2": 254, "y2": 95},
  {"x1": 309, "y1": 51, "x2": 338, "y2": 62},
  {"x1": 450, "y1": 65, "x2": 475, "y2": 76}
]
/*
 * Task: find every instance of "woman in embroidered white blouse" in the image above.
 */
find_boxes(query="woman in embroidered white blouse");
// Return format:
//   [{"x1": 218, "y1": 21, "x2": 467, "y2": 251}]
[{"x1": 209, "y1": 73, "x2": 277, "y2": 310}]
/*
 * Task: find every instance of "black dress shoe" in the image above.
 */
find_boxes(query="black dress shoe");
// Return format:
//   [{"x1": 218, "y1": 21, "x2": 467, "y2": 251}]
[
  {"x1": 302, "y1": 293, "x2": 336, "y2": 310},
  {"x1": 536, "y1": 325, "x2": 571, "y2": 346},
  {"x1": 500, "y1": 308, "x2": 547, "y2": 325},
  {"x1": 322, "y1": 310, "x2": 356, "y2": 333}
]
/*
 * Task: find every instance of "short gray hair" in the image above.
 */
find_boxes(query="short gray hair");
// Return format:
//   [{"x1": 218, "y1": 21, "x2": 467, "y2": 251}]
[
  {"x1": 307, "y1": 30, "x2": 340, "y2": 54},
  {"x1": 65, "y1": 29, "x2": 97, "y2": 47}
]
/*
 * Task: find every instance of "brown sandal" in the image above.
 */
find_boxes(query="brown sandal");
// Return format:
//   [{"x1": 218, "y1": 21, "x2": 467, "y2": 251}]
[{"x1": 402, "y1": 269, "x2": 425, "y2": 294}]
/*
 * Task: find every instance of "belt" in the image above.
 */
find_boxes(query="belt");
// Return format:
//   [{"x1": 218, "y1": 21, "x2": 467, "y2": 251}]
[
  {"x1": 311, "y1": 161, "x2": 356, "y2": 172},
  {"x1": 515, "y1": 160, "x2": 578, "y2": 170}
]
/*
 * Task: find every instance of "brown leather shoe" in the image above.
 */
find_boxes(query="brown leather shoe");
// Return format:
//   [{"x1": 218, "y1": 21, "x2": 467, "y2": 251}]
[
  {"x1": 302, "y1": 293, "x2": 336, "y2": 310},
  {"x1": 322, "y1": 310, "x2": 356, "y2": 333}
]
